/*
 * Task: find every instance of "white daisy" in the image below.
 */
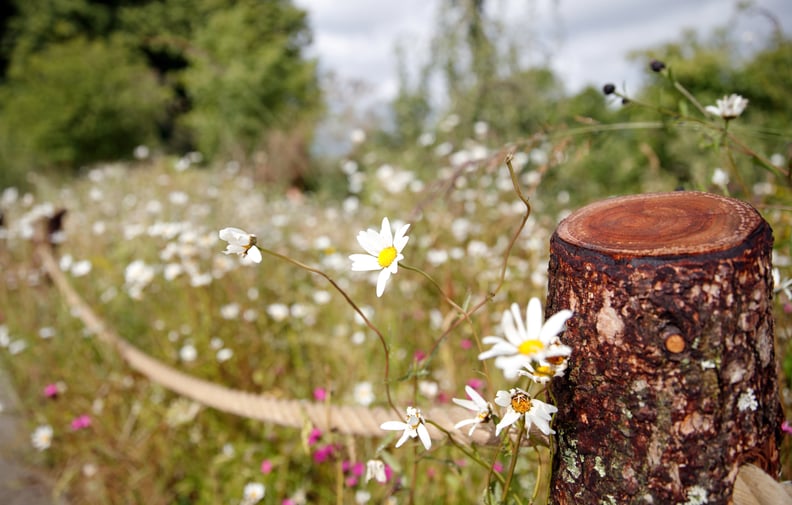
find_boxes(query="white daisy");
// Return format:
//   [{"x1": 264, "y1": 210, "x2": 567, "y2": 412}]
[
  {"x1": 218, "y1": 227, "x2": 262, "y2": 263},
  {"x1": 380, "y1": 406, "x2": 432, "y2": 450},
  {"x1": 519, "y1": 353, "x2": 569, "y2": 384},
  {"x1": 705, "y1": 94, "x2": 748, "y2": 120},
  {"x1": 479, "y1": 299, "x2": 573, "y2": 380},
  {"x1": 494, "y1": 388, "x2": 557, "y2": 437},
  {"x1": 240, "y1": 482, "x2": 265, "y2": 505},
  {"x1": 31, "y1": 424, "x2": 53, "y2": 451},
  {"x1": 349, "y1": 217, "x2": 410, "y2": 297},
  {"x1": 365, "y1": 459, "x2": 388, "y2": 483},
  {"x1": 452, "y1": 385, "x2": 493, "y2": 436},
  {"x1": 773, "y1": 268, "x2": 792, "y2": 300}
]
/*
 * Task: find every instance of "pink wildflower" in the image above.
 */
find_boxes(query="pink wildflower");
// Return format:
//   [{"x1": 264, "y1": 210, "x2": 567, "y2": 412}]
[
  {"x1": 782, "y1": 421, "x2": 792, "y2": 435},
  {"x1": 44, "y1": 383, "x2": 60, "y2": 398},
  {"x1": 70, "y1": 415, "x2": 92, "y2": 431},
  {"x1": 352, "y1": 462, "x2": 365, "y2": 477},
  {"x1": 308, "y1": 428, "x2": 322, "y2": 446},
  {"x1": 313, "y1": 444, "x2": 335, "y2": 464},
  {"x1": 260, "y1": 459, "x2": 273, "y2": 474},
  {"x1": 466, "y1": 378, "x2": 484, "y2": 392},
  {"x1": 313, "y1": 387, "x2": 327, "y2": 402}
]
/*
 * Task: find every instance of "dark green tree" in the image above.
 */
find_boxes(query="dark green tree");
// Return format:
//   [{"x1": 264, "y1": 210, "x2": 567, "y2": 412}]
[{"x1": 0, "y1": 0, "x2": 320, "y2": 184}]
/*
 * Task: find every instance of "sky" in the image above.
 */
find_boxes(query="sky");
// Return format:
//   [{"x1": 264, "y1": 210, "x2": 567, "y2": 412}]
[{"x1": 292, "y1": 0, "x2": 792, "y2": 105}]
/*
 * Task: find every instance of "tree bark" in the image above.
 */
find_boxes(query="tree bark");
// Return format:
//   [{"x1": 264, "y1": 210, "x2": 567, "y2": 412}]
[{"x1": 546, "y1": 191, "x2": 783, "y2": 505}]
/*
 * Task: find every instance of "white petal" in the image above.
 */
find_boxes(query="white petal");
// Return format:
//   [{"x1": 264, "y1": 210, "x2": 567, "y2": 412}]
[
  {"x1": 500, "y1": 308, "x2": 522, "y2": 346},
  {"x1": 394, "y1": 430, "x2": 412, "y2": 448},
  {"x1": 219, "y1": 227, "x2": 248, "y2": 244},
  {"x1": 495, "y1": 409, "x2": 521, "y2": 436},
  {"x1": 350, "y1": 254, "x2": 382, "y2": 272},
  {"x1": 478, "y1": 339, "x2": 517, "y2": 360},
  {"x1": 454, "y1": 418, "x2": 479, "y2": 430},
  {"x1": 224, "y1": 244, "x2": 246, "y2": 255},
  {"x1": 528, "y1": 414, "x2": 554, "y2": 436},
  {"x1": 525, "y1": 298, "x2": 543, "y2": 341},
  {"x1": 493, "y1": 390, "x2": 511, "y2": 407},
  {"x1": 393, "y1": 223, "x2": 410, "y2": 252},
  {"x1": 246, "y1": 247, "x2": 262, "y2": 263},
  {"x1": 493, "y1": 355, "x2": 529, "y2": 379},
  {"x1": 452, "y1": 398, "x2": 479, "y2": 411},
  {"x1": 539, "y1": 309, "x2": 573, "y2": 343},
  {"x1": 376, "y1": 268, "x2": 391, "y2": 297},
  {"x1": 464, "y1": 385, "x2": 488, "y2": 408},
  {"x1": 379, "y1": 217, "x2": 393, "y2": 246},
  {"x1": 417, "y1": 423, "x2": 432, "y2": 450},
  {"x1": 380, "y1": 421, "x2": 408, "y2": 431},
  {"x1": 357, "y1": 230, "x2": 385, "y2": 257}
]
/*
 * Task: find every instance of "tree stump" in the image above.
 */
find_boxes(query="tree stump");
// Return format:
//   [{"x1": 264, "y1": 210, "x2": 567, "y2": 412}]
[{"x1": 546, "y1": 191, "x2": 783, "y2": 504}]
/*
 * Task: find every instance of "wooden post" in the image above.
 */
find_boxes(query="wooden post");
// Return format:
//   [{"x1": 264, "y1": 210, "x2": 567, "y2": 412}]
[{"x1": 546, "y1": 191, "x2": 783, "y2": 504}]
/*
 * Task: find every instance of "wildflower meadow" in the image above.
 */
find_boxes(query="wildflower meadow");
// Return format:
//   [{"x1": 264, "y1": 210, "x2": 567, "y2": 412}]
[{"x1": 1, "y1": 3, "x2": 792, "y2": 504}]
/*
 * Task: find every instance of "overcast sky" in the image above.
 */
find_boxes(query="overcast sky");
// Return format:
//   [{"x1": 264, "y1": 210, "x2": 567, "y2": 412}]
[{"x1": 293, "y1": 0, "x2": 792, "y2": 104}]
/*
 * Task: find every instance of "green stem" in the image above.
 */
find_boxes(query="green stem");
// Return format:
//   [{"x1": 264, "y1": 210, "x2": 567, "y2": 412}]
[
  {"x1": 502, "y1": 421, "x2": 526, "y2": 503},
  {"x1": 673, "y1": 81, "x2": 708, "y2": 116},
  {"x1": 257, "y1": 246, "x2": 399, "y2": 415},
  {"x1": 426, "y1": 420, "x2": 506, "y2": 485}
]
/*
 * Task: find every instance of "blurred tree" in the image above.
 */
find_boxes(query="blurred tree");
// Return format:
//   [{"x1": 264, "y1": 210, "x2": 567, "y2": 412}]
[
  {"x1": 178, "y1": 0, "x2": 319, "y2": 162},
  {"x1": 0, "y1": 36, "x2": 170, "y2": 185},
  {"x1": 0, "y1": 0, "x2": 320, "y2": 185}
]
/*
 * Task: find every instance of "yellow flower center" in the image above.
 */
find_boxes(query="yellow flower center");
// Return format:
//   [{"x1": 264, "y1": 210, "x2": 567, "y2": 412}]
[
  {"x1": 510, "y1": 391, "x2": 532, "y2": 414},
  {"x1": 518, "y1": 339, "x2": 544, "y2": 356},
  {"x1": 378, "y1": 246, "x2": 398, "y2": 267},
  {"x1": 533, "y1": 364, "x2": 555, "y2": 377}
]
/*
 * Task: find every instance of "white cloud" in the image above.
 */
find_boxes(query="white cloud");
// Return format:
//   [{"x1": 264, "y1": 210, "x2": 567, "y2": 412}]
[{"x1": 295, "y1": 0, "x2": 792, "y2": 102}]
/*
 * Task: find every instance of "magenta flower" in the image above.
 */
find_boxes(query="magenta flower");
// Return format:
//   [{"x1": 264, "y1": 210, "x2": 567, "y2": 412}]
[
  {"x1": 70, "y1": 414, "x2": 92, "y2": 431},
  {"x1": 313, "y1": 444, "x2": 335, "y2": 463},
  {"x1": 313, "y1": 387, "x2": 327, "y2": 402},
  {"x1": 352, "y1": 462, "x2": 365, "y2": 477},
  {"x1": 782, "y1": 421, "x2": 792, "y2": 435},
  {"x1": 260, "y1": 459, "x2": 273, "y2": 474},
  {"x1": 44, "y1": 383, "x2": 60, "y2": 398},
  {"x1": 308, "y1": 428, "x2": 322, "y2": 446},
  {"x1": 466, "y1": 378, "x2": 484, "y2": 392}
]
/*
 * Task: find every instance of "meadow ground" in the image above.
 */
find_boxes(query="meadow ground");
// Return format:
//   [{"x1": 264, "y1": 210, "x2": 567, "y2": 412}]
[{"x1": 1, "y1": 136, "x2": 791, "y2": 504}]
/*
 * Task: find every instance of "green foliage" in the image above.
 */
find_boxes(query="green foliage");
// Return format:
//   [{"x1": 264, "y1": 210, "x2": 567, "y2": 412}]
[
  {"x1": 0, "y1": 0, "x2": 320, "y2": 186},
  {"x1": 0, "y1": 36, "x2": 169, "y2": 182},
  {"x1": 178, "y1": 0, "x2": 320, "y2": 160}
]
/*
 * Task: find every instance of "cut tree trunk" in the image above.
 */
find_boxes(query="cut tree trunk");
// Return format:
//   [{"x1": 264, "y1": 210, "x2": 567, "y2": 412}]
[{"x1": 546, "y1": 191, "x2": 783, "y2": 505}]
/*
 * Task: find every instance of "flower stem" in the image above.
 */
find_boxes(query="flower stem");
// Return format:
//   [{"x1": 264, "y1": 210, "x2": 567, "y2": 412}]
[
  {"x1": 257, "y1": 246, "x2": 399, "y2": 415},
  {"x1": 427, "y1": 420, "x2": 507, "y2": 485},
  {"x1": 502, "y1": 421, "x2": 526, "y2": 503}
]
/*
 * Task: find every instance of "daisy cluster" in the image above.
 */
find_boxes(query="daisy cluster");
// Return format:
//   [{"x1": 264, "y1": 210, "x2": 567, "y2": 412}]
[
  {"x1": 219, "y1": 194, "x2": 574, "y2": 499},
  {"x1": 0, "y1": 132, "x2": 573, "y2": 504}
]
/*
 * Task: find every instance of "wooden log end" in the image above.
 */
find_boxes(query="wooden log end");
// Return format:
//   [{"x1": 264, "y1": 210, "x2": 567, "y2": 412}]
[{"x1": 556, "y1": 191, "x2": 761, "y2": 257}]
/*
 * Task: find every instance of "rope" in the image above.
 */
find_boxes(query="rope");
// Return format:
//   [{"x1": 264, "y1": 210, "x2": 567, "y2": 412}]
[{"x1": 33, "y1": 227, "x2": 547, "y2": 447}]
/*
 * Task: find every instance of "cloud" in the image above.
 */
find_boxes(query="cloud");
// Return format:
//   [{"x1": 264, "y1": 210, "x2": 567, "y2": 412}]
[{"x1": 296, "y1": 0, "x2": 792, "y2": 102}]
